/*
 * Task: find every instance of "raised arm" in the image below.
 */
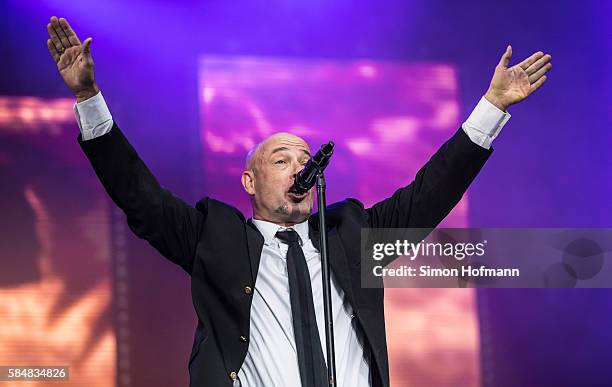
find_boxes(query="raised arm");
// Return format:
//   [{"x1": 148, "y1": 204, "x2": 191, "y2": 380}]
[
  {"x1": 367, "y1": 46, "x2": 552, "y2": 229},
  {"x1": 47, "y1": 16, "x2": 203, "y2": 274}
]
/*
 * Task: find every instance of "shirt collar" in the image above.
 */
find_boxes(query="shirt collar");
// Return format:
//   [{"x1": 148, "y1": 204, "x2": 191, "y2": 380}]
[{"x1": 251, "y1": 218, "x2": 310, "y2": 246}]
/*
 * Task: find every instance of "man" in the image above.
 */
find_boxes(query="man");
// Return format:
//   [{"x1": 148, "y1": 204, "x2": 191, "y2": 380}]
[{"x1": 46, "y1": 15, "x2": 551, "y2": 387}]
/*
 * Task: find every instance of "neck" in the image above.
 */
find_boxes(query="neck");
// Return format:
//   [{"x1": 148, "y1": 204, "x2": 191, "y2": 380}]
[{"x1": 252, "y1": 214, "x2": 308, "y2": 228}]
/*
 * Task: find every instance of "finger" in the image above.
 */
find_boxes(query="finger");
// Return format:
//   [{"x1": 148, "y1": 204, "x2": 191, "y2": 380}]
[
  {"x1": 47, "y1": 22, "x2": 64, "y2": 55},
  {"x1": 82, "y1": 37, "x2": 93, "y2": 55},
  {"x1": 528, "y1": 62, "x2": 552, "y2": 84},
  {"x1": 518, "y1": 51, "x2": 544, "y2": 70},
  {"x1": 59, "y1": 17, "x2": 81, "y2": 46},
  {"x1": 51, "y1": 16, "x2": 71, "y2": 48},
  {"x1": 525, "y1": 54, "x2": 552, "y2": 75},
  {"x1": 528, "y1": 75, "x2": 547, "y2": 95},
  {"x1": 497, "y1": 45, "x2": 512, "y2": 69},
  {"x1": 47, "y1": 39, "x2": 60, "y2": 63}
]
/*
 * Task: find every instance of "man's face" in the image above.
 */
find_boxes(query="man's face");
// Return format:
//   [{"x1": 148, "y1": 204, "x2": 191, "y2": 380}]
[{"x1": 241, "y1": 133, "x2": 314, "y2": 226}]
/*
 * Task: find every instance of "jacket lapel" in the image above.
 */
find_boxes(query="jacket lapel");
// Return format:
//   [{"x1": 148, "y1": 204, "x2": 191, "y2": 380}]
[
  {"x1": 309, "y1": 221, "x2": 356, "y2": 309},
  {"x1": 245, "y1": 219, "x2": 265, "y2": 283}
]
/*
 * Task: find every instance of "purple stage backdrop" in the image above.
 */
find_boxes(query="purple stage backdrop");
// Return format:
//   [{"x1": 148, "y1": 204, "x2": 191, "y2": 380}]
[{"x1": 1, "y1": 1, "x2": 611, "y2": 386}]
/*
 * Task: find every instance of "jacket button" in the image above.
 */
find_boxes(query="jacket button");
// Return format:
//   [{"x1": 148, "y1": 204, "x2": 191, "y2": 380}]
[
  {"x1": 240, "y1": 335, "x2": 248, "y2": 343},
  {"x1": 229, "y1": 371, "x2": 237, "y2": 381},
  {"x1": 244, "y1": 286, "x2": 252, "y2": 295}
]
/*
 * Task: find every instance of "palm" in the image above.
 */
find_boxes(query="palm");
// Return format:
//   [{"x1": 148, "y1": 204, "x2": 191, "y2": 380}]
[
  {"x1": 485, "y1": 46, "x2": 552, "y2": 110},
  {"x1": 491, "y1": 66, "x2": 531, "y2": 103},
  {"x1": 57, "y1": 45, "x2": 94, "y2": 93},
  {"x1": 46, "y1": 16, "x2": 97, "y2": 99}
]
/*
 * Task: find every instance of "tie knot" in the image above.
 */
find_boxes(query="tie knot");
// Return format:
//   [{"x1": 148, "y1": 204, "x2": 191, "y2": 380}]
[{"x1": 276, "y1": 229, "x2": 301, "y2": 245}]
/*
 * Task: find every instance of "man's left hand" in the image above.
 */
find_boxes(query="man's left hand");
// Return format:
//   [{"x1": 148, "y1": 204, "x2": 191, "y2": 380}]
[{"x1": 484, "y1": 46, "x2": 552, "y2": 111}]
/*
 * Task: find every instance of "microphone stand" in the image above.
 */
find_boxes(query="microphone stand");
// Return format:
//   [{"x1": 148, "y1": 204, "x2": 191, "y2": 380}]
[{"x1": 316, "y1": 172, "x2": 337, "y2": 387}]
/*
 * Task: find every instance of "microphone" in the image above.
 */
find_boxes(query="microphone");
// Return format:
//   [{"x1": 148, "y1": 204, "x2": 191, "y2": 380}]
[{"x1": 291, "y1": 141, "x2": 335, "y2": 194}]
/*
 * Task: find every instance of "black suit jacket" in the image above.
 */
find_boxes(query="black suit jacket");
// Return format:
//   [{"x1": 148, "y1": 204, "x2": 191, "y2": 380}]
[{"x1": 79, "y1": 123, "x2": 491, "y2": 387}]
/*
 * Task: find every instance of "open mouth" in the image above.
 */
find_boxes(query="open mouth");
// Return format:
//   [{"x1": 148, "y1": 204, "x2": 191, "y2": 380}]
[{"x1": 287, "y1": 190, "x2": 308, "y2": 202}]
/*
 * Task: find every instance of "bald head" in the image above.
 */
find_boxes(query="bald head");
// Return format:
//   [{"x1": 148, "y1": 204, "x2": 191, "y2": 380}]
[{"x1": 245, "y1": 132, "x2": 311, "y2": 173}]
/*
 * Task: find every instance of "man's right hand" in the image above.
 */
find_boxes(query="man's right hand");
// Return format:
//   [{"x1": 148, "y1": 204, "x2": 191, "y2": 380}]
[{"x1": 46, "y1": 16, "x2": 99, "y2": 102}]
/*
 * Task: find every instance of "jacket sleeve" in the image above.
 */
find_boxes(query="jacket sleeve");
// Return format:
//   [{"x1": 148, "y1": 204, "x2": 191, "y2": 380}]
[
  {"x1": 78, "y1": 122, "x2": 203, "y2": 274},
  {"x1": 366, "y1": 127, "x2": 492, "y2": 229}
]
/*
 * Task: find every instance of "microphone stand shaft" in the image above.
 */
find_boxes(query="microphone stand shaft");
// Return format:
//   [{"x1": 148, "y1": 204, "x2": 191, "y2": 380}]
[{"x1": 317, "y1": 173, "x2": 337, "y2": 387}]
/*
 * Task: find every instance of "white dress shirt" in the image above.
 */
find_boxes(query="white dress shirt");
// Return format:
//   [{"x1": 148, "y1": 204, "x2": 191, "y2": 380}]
[
  {"x1": 239, "y1": 220, "x2": 371, "y2": 387},
  {"x1": 73, "y1": 91, "x2": 510, "y2": 387}
]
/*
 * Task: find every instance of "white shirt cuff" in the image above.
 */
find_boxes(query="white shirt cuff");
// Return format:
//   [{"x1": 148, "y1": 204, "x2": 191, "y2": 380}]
[
  {"x1": 73, "y1": 91, "x2": 114, "y2": 141},
  {"x1": 461, "y1": 96, "x2": 511, "y2": 149}
]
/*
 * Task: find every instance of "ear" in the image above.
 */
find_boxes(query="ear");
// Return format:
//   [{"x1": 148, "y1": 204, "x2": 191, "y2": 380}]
[{"x1": 241, "y1": 170, "x2": 256, "y2": 195}]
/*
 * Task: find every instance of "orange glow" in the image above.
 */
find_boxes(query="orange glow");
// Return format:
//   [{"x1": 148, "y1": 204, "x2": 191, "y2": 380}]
[
  {"x1": 0, "y1": 97, "x2": 116, "y2": 387},
  {"x1": 0, "y1": 97, "x2": 74, "y2": 134}
]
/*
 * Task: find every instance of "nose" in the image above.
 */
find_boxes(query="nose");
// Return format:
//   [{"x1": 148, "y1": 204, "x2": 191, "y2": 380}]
[{"x1": 292, "y1": 164, "x2": 304, "y2": 179}]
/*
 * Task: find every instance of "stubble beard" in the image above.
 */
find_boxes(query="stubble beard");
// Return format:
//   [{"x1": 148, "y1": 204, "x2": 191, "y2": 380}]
[
  {"x1": 275, "y1": 202, "x2": 291, "y2": 216},
  {"x1": 275, "y1": 200, "x2": 312, "y2": 223}
]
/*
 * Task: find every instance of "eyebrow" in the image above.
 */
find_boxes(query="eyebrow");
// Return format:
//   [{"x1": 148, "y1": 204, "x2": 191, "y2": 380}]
[{"x1": 270, "y1": 147, "x2": 311, "y2": 158}]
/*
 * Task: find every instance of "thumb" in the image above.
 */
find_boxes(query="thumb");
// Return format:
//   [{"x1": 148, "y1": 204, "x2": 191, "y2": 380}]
[
  {"x1": 498, "y1": 45, "x2": 512, "y2": 69},
  {"x1": 82, "y1": 37, "x2": 92, "y2": 54}
]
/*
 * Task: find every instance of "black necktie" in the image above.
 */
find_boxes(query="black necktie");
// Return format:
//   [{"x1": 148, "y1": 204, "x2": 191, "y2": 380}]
[{"x1": 276, "y1": 229, "x2": 328, "y2": 387}]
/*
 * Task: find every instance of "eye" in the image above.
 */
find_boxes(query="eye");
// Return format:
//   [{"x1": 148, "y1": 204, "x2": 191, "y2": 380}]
[{"x1": 275, "y1": 160, "x2": 286, "y2": 164}]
